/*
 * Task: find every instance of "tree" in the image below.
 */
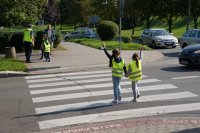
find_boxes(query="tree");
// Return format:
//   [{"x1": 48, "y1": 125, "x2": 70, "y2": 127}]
[
  {"x1": 191, "y1": 0, "x2": 200, "y2": 28},
  {"x1": 157, "y1": 0, "x2": 181, "y2": 33},
  {"x1": 43, "y1": 0, "x2": 60, "y2": 24},
  {"x1": 0, "y1": 0, "x2": 46, "y2": 27},
  {"x1": 59, "y1": 0, "x2": 92, "y2": 29},
  {"x1": 134, "y1": 0, "x2": 159, "y2": 29}
]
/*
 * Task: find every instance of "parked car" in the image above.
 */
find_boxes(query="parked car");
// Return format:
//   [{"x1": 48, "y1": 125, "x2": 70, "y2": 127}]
[
  {"x1": 64, "y1": 27, "x2": 97, "y2": 40},
  {"x1": 139, "y1": 28, "x2": 178, "y2": 48},
  {"x1": 179, "y1": 43, "x2": 200, "y2": 66},
  {"x1": 178, "y1": 29, "x2": 200, "y2": 49}
]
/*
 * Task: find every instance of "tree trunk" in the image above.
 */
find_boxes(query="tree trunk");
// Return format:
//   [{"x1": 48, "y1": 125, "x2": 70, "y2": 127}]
[
  {"x1": 145, "y1": 16, "x2": 150, "y2": 29},
  {"x1": 193, "y1": 15, "x2": 198, "y2": 29},
  {"x1": 168, "y1": 15, "x2": 173, "y2": 33}
]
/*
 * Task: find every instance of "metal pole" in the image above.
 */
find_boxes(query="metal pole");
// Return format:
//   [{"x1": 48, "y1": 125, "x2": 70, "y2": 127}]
[{"x1": 186, "y1": 0, "x2": 191, "y2": 31}]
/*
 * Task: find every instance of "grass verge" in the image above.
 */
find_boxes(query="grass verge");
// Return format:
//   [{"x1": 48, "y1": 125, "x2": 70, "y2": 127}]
[
  {"x1": 0, "y1": 58, "x2": 27, "y2": 72},
  {"x1": 69, "y1": 38, "x2": 151, "y2": 50}
]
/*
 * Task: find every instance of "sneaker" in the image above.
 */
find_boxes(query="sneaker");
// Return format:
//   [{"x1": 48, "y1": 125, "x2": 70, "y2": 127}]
[
  {"x1": 118, "y1": 96, "x2": 122, "y2": 101},
  {"x1": 111, "y1": 100, "x2": 118, "y2": 104},
  {"x1": 137, "y1": 95, "x2": 141, "y2": 98},
  {"x1": 132, "y1": 99, "x2": 137, "y2": 102},
  {"x1": 40, "y1": 57, "x2": 43, "y2": 59}
]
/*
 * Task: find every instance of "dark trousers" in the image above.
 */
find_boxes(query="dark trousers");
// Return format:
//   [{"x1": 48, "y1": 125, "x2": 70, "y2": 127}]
[
  {"x1": 24, "y1": 42, "x2": 32, "y2": 62},
  {"x1": 44, "y1": 52, "x2": 50, "y2": 61},
  {"x1": 40, "y1": 48, "x2": 44, "y2": 59}
]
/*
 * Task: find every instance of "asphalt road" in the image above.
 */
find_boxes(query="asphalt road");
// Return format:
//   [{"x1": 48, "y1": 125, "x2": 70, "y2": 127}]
[{"x1": 0, "y1": 47, "x2": 200, "y2": 133}]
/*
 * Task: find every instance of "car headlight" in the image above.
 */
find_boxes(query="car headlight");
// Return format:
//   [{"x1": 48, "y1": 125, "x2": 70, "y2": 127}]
[
  {"x1": 157, "y1": 39, "x2": 163, "y2": 42},
  {"x1": 193, "y1": 50, "x2": 200, "y2": 54}
]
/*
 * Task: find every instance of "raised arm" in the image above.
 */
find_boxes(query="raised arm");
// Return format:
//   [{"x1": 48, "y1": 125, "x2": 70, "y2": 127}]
[{"x1": 102, "y1": 42, "x2": 112, "y2": 59}]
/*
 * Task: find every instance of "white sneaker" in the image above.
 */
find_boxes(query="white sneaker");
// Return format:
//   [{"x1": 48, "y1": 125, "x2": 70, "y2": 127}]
[{"x1": 111, "y1": 100, "x2": 118, "y2": 104}]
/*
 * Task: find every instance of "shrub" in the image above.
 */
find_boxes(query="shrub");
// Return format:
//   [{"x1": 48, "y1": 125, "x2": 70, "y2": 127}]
[
  {"x1": 97, "y1": 21, "x2": 119, "y2": 41},
  {"x1": 34, "y1": 31, "x2": 44, "y2": 50},
  {"x1": 10, "y1": 32, "x2": 23, "y2": 52},
  {"x1": 123, "y1": 36, "x2": 132, "y2": 43},
  {"x1": 54, "y1": 31, "x2": 61, "y2": 48}
]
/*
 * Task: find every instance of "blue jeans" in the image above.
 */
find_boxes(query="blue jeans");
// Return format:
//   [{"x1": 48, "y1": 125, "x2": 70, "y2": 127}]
[{"x1": 112, "y1": 76, "x2": 121, "y2": 100}]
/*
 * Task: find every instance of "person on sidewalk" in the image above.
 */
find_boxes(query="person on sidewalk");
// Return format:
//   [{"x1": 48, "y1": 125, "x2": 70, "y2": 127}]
[
  {"x1": 43, "y1": 24, "x2": 55, "y2": 55},
  {"x1": 42, "y1": 34, "x2": 51, "y2": 62},
  {"x1": 125, "y1": 47, "x2": 143, "y2": 102},
  {"x1": 102, "y1": 42, "x2": 127, "y2": 104},
  {"x1": 23, "y1": 24, "x2": 34, "y2": 63}
]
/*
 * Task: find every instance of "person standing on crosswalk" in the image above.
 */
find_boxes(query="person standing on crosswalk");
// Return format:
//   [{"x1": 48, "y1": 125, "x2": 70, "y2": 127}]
[
  {"x1": 126, "y1": 48, "x2": 143, "y2": 102},
  {"x1": 102, "y1": 42, "x2": 127, "y2": 104}
]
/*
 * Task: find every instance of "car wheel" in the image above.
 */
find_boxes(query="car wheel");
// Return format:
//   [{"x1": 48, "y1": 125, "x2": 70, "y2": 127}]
[
  {"x1": 152, "y1": 41, "x2": 156, "y2": 49},
  {"x1": 139, "y1": 39, "x2": 143, "y2": 44},
  {"x1": 182, "y1": 43, "x2": 187, "y2": 48},
  {"x1": 64, "y1": 37, "x2": 70, "y2": 41}
]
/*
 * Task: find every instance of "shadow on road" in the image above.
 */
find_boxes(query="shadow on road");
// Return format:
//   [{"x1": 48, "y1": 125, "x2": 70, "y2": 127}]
[
  {"x1": 162, "y1": 52, "x2": 180, "y2": 57},
  {"x1": 171, "y1": 127, "x2": 200, "y2": 133},
  {"x1": 161, "y1": 66, "x2": 200, "y2": 72}
]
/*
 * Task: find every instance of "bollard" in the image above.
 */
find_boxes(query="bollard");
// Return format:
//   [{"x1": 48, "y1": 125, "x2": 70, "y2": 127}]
[{"x1": 5, "y1": 47, "x2": 16, "y2": 59}]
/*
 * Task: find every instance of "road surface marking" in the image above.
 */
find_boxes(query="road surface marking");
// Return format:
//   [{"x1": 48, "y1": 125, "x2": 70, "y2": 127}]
[
  {"x1": 38, "y1": 102, "x2": 200, "y2": 130},
  {"x1": 35, "y1": 91, "x2": 197, "y2": 115},
  {"x1": 30, "y1": 79, "x2": 161, "y2": 95},
  {"x1": 32, "y1": 84, "x2": 177, "y2": 103}
]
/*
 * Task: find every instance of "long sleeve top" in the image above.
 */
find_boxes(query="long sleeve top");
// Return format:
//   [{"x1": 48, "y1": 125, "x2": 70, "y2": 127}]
[{"x1": 103, "y1": 48, "x2": 127, "y2": 75}]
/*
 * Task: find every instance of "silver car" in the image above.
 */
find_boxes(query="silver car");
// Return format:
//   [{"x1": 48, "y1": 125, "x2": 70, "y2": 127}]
[
  {"x1": 64, "y1": 27, "x2": 97, "y2": 40},
  {"x1": 178, "y1": 29, "x2": 200, "y2": 49},
  {"x1": 139, "y1": 28, "x2": 178, "y2": 48}
]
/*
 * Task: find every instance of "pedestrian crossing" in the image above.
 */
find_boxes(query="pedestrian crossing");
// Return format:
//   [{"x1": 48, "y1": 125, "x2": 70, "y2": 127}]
[{"x1": 25, "y1": 69, "x2": 199, "y2": 131}]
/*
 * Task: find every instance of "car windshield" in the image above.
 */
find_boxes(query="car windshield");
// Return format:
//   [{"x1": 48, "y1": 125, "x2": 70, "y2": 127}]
[{"x1": 152, "y1": 30, "x2": 170, "y2": 36}]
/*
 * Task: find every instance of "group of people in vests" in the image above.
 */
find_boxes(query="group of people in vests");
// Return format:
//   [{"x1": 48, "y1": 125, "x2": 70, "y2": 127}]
[
  {"x1": 23, "y1": 24, "x2": 55, "y2": 63},
  {"x1": 102, "y1": 42, "x2": 143, "y2": 103}
]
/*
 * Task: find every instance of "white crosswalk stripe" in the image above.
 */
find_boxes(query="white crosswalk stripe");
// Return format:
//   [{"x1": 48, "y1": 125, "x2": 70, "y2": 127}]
[{"x1": 25, "y1": 69, "x2": 199, "y2": 130}]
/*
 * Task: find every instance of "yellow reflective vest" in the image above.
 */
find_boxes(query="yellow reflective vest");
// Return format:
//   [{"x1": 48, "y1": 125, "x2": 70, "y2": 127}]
[
  {"x1": 23, "y1": 28, "x2": 32, "y2": 42},
  {"x1": 112, "y1": 58, "x2": 125, "y2": 77},
  {"x1": 43, "y1": 40, "x2": 51, "y2": 52},
  {"x1": 128, "y1": 60, "x2": 142, "y2": 81}
]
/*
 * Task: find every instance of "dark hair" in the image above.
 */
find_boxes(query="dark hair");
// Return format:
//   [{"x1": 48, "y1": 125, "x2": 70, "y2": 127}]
[
  {"x1": 112, "y1": 48, "x2": 120, "y2": 57},
  {"x1": 132, "y1": 53, "x2": 139, "y2": 68}
]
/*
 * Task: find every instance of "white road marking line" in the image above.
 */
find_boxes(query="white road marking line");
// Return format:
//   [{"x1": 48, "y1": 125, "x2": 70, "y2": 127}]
[
  {"x1": 172, "y1": 76, "x2": 200, "y2": 80},
  {"x1": 30, "y1": 79, "x2": 161, "y2": 95},
  {"x1": 32, "y1": 84, "x2": 177, "y2": 103},
  {"x1": 25, "y1": 70, "x2": 112, "y2": 80},
  {"x1": 28, "y1": 77, "x2": 155, "y2": 89},
  {"x1": 38, "y1": 102, "x2": 200, "y2": 130},
  {"x1": 27, "y1": 74, "x2": 147, "y2": 83},
  {"x1": 35, "y1": 91, "x2": 197, "y2": 115}
]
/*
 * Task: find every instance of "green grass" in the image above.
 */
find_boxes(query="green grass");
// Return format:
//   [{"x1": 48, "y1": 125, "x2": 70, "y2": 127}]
[
  {"x1": 69, "y1": 38, "x2": 151, "y2": 50},
  {"x1": 0, "y1": 58, "x2": 27, "y2": 72}
]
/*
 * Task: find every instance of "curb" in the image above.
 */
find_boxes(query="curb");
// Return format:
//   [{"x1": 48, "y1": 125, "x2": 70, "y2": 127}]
[{"x1": 0, "y1": 71, "x2": 29, "y2": 78}]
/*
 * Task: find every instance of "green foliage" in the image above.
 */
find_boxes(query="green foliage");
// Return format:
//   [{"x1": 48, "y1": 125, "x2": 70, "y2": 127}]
[
  {"x1": 34, "y1": 31, "x2": 44, "y2": 50},
  {"x1": 69, "y1": 38, "x2": 151, "y2": 50},
  {"x1": 97, "y1": 21, "x2": 119, "y2": 41},
  {"x1": 123, "y1": 36, "x2": 132, "y2": 43},
  {"x1": 0, "y1": 0, "x2": 47, "y2": 26},
  {"x1": 0, "y1": 58, "x2": 27, "y2": 72},
  {"x1": 10, "y1": 32, "x2": 23, "y2": 52},
  {"x1": 0, "y1": 28, "x2": 23, "y2": 53}
]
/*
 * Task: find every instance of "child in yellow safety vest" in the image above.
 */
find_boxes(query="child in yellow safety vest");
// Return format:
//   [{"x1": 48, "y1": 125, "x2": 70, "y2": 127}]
[
  {"x1": 42, "y1": 34, "x2": 51, "y2": 62},
  {"x1": 126, "y1": 47, "x2": 143, "y2": 102}
]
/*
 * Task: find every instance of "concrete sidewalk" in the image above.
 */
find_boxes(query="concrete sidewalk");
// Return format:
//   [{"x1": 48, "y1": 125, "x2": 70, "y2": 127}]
[{"x1": 0, "y1": 42, "x2": 163, "y2": 77}]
